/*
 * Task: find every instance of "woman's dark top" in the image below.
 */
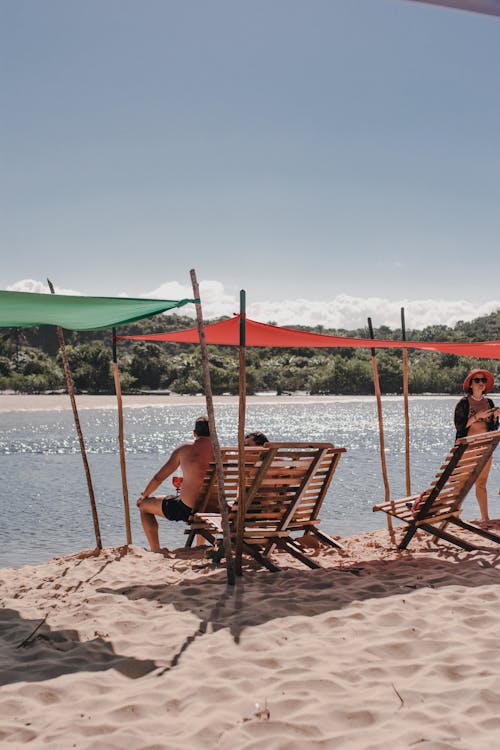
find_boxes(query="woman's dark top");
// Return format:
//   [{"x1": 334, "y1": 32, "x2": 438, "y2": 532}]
[{"x1": 454, "y1": 396, "x2": 499, "y2": 440}]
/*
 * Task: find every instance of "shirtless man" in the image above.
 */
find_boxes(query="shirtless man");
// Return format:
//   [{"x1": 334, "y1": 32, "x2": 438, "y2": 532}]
[{"x1": 136, "y1": 416, "x2": 213, "y2": 553}]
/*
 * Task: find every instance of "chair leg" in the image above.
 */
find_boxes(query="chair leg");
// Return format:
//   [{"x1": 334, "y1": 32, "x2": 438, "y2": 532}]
[
  {"x1": 199, "y1": 529, "x2": 217, "y2": 546},
  {"x1": 242, "y1": 542, "x2": 281, "y2": 572},
  {"x1": 309, "y1": 527, "x2": 344, "y2": 550},
  {"x1": 275, "y1": 538, "x2": 321, "y2": 569},
  {"x1": 185, "y1": 528, "x2": 216, "y2": 548},
  {"x1": 418, "y1": 522, "x2": 476, "y2": 551},
  {"x1": 450, "y1": 517, "x2": 500, "y2": 544},
  {"x1": 399, "y1": 523, "x2": 418, "y2": 550},
  {"x1": 263, "y1": 540, "x2": 275, "y2": 557}
]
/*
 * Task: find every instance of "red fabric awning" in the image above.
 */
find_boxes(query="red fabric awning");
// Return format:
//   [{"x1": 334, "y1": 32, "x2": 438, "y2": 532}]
[{"x1": 119, "y1": 315, "x2": 500, "y2": 359}]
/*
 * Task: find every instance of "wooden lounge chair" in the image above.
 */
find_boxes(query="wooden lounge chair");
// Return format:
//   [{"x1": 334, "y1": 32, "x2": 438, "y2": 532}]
[
  {"x1": 373, "y1": 431, "x2": 500, "y2": 551},
  {"x1": 186, "y1": 442, "x2": 345, "y2": 571}
]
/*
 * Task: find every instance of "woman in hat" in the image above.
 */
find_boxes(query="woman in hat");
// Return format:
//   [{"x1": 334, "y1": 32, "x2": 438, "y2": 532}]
[{"x1": 454, "y1": 368, "x2": 500, "y2": 525}]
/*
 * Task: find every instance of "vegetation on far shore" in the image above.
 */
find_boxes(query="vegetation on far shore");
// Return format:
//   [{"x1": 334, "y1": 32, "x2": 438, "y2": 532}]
[{"x1": 1, "y1": 310, "x2": 499, "y2": 396}]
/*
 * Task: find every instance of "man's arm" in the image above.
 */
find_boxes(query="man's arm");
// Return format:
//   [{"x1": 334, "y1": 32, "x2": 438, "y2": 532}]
[{"x1": 138, "y1": 447, "x2": 182, "y2": 500}]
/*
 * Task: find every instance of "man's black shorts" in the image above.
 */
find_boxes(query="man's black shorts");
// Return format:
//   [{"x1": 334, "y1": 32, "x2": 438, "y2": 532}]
[{"x1": 161, "y1": 496, "x2": 193, "y2": 522}]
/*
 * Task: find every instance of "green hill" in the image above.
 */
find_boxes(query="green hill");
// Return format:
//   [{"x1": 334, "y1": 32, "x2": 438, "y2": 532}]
[{"x1": 1, "y1": 309, "x2": 499, "y2": 395}]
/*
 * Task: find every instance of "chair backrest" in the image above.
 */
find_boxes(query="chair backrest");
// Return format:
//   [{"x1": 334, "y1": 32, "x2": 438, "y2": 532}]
[
  {"x1": 414, "y1": 431, "x2": 500, "y2": 521},
  {"x1": 279, "y1": 443, "x2": 345, "y2": 530},
  {"x1": 193, "y1": 445, "x2": 267, "y2": 514},
  {"x1": 236, "y1": 443, "x2": 331, "y2": 534},
  {"x1": 192, "y1": 442, "x2": 344, "y2": 535}
]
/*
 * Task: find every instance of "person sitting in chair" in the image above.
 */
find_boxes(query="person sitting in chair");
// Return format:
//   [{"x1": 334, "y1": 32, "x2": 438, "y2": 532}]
[
  {"x1": 137, "y1": 416, "x2": 213, "y2": 554},
  {"x1": 244, "y1": 431, "x2": 269, "y2": 446}
]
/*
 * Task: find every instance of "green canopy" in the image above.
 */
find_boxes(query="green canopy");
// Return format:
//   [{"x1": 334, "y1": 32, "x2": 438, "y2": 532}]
[{"x1": 0, "y1": 290, "x2": 196, "y2": 331}]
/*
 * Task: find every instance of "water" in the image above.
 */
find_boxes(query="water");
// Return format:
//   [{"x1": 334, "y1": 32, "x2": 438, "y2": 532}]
[{"x1": 1, "y1": 397, "x2": 499, "y2": 568}]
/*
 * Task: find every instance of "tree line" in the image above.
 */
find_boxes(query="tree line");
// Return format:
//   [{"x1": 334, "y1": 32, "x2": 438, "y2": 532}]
[{"x1": 1, "y1": 309, "x2": 499, "y2": 396}]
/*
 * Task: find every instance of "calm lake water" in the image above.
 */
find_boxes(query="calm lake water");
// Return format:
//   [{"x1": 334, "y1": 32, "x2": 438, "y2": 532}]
[{"x1": 1, "y1": 396, "x2": 499, "y2": 568}]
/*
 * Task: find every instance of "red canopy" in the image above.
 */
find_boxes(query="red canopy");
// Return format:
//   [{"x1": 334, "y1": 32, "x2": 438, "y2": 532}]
[{"x1": 119, "y1": 315, "x2": 500, "y2": 359}]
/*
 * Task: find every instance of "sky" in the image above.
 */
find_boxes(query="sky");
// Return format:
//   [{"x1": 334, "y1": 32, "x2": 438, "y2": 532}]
[{"x1": 1, "y1": 0, "x2": 500, "y2": 330}]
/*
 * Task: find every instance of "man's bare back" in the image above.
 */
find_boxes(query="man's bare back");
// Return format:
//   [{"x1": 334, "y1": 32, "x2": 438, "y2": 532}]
[
  {"x1": 136, "y1": 416, "x2": 214, "y2": 553},
  {"x1": 175, "y1": 438, "x2": 213, "y2": 508}
]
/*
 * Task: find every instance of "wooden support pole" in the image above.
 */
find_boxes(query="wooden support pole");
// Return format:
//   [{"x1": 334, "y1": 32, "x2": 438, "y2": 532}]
[
  {"x1": 113, "y1": 328, "x2": 132, "y2": 545},
  {"x1": 190, "y1": 269, "x2": 235, "y2": 586},
  {"x1": 47, "y1": 279, "x2": 102, "y2": 550},
  {"x1": 401, "y1": 308, "x2": 411, "y2": 496},
  {"x1": 368, "y1": 317, "x2": 392, "y2": 517},
  {"x1": 235, "y1": 290, "x2": 247, "y2": 576}
]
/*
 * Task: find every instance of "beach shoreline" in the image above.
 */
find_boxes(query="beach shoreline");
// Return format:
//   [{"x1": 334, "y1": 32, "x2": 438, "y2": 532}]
[
  {"x1": 0, "y1": 391, "x2": 467, "y2": 412},
  {"x1": 1, "y1": 528, "x2": 500, "y2": 748}
]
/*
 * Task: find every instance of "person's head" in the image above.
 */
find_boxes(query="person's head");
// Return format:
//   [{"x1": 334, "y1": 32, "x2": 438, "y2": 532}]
[
  {"x1": 245, "y1": 431, "x2": 269, "y2": 446},
  {"x1": 463, "y1": 369, "x2": 495, "y2": 395},
  {"x1": 194, "y1": 416, "x2": 210, "y2": 437}
]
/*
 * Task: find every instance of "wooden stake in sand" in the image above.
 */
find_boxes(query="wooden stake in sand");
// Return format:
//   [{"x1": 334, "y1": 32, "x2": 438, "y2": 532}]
[
  {"x1": 368, "y1": 318, "x2": 392, "y2": 528},
  {"x1": 47, "y1": 279, "x2": 102, "y2": 550},
  {"x1": 235, "y1": 290, "x2": 247, "y2": 576},
  {"x1": 112, "y1": 328, "x2": 132, "y2": 545},
  {"x1": 190, "y1": 269, "x2": 235, "y2": 586},
  {"x1": 401, "y1": 308, "x2": 411, "y2": 496}
]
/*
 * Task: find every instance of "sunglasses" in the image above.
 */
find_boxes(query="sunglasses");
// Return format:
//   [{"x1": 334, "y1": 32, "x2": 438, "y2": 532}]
[{"x1": 472, "y1": 377, "x2": 487, "y2": 383}]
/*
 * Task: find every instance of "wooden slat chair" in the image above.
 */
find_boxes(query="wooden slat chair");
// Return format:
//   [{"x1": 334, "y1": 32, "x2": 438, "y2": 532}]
[
  {"x1": 282, "y1": 443, "x2": 345, "y2": 548},
  {"x1": 184, "y1": 445, "x2": 264, "y2": 548},
  {"x1": 186, "y1": 442, "x2": 345, "y2": 571},
  {"x1": 373, "y1": 431, "x2": 500, "y2": 551}
]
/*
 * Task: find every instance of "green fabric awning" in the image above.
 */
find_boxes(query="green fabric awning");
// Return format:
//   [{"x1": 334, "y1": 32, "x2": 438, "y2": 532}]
[{"x1": 0, "y1": 290, "x2": 196, "y2": 331}]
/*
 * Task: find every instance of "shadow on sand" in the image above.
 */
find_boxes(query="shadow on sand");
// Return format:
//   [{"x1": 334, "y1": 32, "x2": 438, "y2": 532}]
[
  {"x1": 99, "y1": 546, "x2": 500, "y2": 672},
  {"x1": 0, "y1": 607, "x2": 158, "y2": 687}
]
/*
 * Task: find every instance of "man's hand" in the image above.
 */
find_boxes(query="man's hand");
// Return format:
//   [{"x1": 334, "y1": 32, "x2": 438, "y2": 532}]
[{"x1": 137, "y1": 493, "x2": 148, "y2": 508}]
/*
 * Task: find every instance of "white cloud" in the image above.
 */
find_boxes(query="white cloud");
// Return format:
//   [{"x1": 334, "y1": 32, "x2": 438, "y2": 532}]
[
  {"x1": 146, "y1": 279, "x2": 236, "y2": 320},
  {"x1": 6, "y1": 278, "x2": 500, "y2": 330},
  {"x1": 248, "y1": 295, "x2": 500, "y2": 330},
  {"x1": 7, "y1": 279, "x2": 83, "y2": 296}
]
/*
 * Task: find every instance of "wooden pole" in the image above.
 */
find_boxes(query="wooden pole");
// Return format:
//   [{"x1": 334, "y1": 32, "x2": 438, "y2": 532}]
[
  {"x1": 47, "y1": 279, "x2": 102, "y2": 550},
  {"x1": 113, "y1": 328, "x2": 132, "y2": 545},
  {"x1": 235, "y1": 291, "x2": 247, "y2": 576},
  {"x1": 401, "y1": 308, "x2": 411, "y2": 496},
  {"x1": 368, "y1": 318, "x2": 391, "y2": 511},
  {"x1": 190, "y1": 269, "x2": 235, "y2": 586}
]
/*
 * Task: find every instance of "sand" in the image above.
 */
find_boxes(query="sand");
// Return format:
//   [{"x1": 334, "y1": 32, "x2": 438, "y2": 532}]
[
  {"x1": 2, "y1": 527, "x2": 500, "y2": 749},
  {"x1": 0, "y1": 392, "x2": 247, "y2": 412},
  {"x1": 2, "y1": 392, "x2": 500, "y2": 747},
  {"x1": 0, "y1": 392, "x2": 460, "y2": 412}
]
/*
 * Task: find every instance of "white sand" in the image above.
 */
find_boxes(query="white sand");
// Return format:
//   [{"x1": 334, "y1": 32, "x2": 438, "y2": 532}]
[
  {"x1": 2, "y1": 527, "x2": 500, "y2": 749},
  {"x1": 0, "y1": 392, "x2": 460, "y2": 412},
  {"x1": 0, "y1": 392, "x2": 244, "y2": 411},
  {"x1": 2, "y1": 392, "x2": 500, "y2": 747}
]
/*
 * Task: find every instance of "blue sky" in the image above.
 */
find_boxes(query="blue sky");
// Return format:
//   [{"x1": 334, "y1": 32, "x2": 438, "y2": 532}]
[{"x1": 1, "y1": 0, "x2": 499, "y2": 329}]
